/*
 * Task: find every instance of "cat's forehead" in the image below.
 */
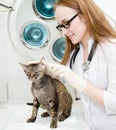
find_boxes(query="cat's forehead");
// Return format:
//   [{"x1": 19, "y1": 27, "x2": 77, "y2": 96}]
[
  {"x1": 30, "y1": 63, "x2": 38, "y2": 67},
  {"x1": 25, "y1": 62, "x2": 46, "y2": 71},
  {"x1": 24, "y1": 64, "x2": 38, "y2": 71},
  {"x1": 29, "y1": 64, "x2": 39, "y2": 69}
]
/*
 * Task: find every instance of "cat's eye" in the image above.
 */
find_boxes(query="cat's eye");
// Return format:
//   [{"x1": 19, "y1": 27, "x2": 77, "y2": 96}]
[
  {"x1": 26, "y1": 73, "x2": 30, "y2": 77},
  {"x1": 35, "y1": 72, "x2": 38, "y2": 75},
  {"x1": 25, "y1": 71, "x2": 30, "y2": 76}
]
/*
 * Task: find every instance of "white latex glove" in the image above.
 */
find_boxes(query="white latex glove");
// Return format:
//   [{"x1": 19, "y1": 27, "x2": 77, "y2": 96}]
[{"x1": 45, "y1": 63, "x2": 87, "y2": 92}]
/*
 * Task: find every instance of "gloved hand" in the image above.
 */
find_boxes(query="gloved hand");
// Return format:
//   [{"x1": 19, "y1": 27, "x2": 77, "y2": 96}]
[{"x1": 45, "y1": 63, "x2": 87, "y2": 92}]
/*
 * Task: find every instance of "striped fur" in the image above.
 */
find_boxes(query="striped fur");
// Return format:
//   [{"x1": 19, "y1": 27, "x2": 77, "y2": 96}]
[{"x1": 20, "y1": 61, "x2": 73, "y2": 128}]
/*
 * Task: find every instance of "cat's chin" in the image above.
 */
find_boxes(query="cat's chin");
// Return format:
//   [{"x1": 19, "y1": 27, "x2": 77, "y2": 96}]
[{"x1": 29, "y1": 78, "x2": 34, "y2": 82}]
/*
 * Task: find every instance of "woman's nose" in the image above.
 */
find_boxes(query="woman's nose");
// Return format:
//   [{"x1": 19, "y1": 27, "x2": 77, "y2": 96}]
[{"x1": 62, "y1": 28, "x2": 69, "y2": 35}]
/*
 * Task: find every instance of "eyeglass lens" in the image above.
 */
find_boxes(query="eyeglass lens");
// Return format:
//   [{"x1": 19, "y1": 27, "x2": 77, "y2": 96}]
[{"x1": 56, "y1": 13, "x2": 78, "y2": 31}]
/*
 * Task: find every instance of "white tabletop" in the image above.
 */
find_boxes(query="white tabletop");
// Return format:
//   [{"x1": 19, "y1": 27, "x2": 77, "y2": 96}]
[{"x1": 0, "y1": 101, "x2": 90, "y2": 130}]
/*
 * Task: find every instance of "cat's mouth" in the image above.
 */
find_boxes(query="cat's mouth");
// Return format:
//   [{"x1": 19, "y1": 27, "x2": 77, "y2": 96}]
[{"x1": 29, "y1": 77, "x2": 34, "y2": 81}]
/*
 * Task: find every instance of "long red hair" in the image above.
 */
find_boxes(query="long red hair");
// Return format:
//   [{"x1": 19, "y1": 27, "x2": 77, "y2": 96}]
[{"x1": 54, "y1": 0, "x2": 116, "y2": 65}]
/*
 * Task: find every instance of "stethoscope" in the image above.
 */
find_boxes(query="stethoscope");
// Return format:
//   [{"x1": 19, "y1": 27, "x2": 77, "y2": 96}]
[{"x1": 69, "y1": 41, "x2": 97, "y2": 100}]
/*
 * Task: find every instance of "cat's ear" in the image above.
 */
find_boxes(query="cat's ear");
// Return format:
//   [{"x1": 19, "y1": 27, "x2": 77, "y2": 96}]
[
  {"x1": 38, "y1": 62, "x2": 46, "y2": 70},
  {"x1": 19, "y1": 62, "x2": 27, "y2": 70},
  {"x1": 40, "y1": 56, "x2": 45, "y2": 63}
]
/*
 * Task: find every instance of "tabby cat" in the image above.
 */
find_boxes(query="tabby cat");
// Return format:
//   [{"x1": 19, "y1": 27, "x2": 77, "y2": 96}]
[{"x1": 19, "y1": 59, "x2": 73, "y2": 128}]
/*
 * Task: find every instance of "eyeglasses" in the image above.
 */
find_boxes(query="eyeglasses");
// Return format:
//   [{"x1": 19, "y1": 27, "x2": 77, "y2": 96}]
[{"x1": 56, "y1": 13, "x2": 78, "y2": 31}]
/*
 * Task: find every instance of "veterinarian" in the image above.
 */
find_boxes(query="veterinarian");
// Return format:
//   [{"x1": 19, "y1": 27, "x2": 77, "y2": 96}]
[{"x1": 44, "y1": 0, "x2": 116, "y2": 130}]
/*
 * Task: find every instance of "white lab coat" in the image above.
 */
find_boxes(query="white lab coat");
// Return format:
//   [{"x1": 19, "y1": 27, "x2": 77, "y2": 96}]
[{"x1": 70, "y1": 37, "x2": 116, "y2": 130}]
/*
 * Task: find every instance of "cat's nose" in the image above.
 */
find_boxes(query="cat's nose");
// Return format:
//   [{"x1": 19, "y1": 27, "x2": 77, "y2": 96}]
[{"x1": 29, "y1": 77, "x2": 34, "y2": 81}]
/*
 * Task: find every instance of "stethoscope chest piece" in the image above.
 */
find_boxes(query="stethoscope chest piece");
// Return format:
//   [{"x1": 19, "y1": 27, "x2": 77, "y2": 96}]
[{"x1": 82, "y1": 61, "x2": 90, "y2": 71}]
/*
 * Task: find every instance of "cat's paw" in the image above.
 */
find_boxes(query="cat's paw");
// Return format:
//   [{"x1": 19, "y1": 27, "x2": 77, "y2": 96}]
[
  {"x1": 58, "y1": 115, "x2": 66, "y2": 121},
  {"x1": 50, "y1": 123, "x2": 57, "y2": 128},
  {"x1": 27, "y1": 118, "x2": 35, "y2": 122},
  {"x1": 41, "y1": 112, "x2": 49, "y2": 117}
]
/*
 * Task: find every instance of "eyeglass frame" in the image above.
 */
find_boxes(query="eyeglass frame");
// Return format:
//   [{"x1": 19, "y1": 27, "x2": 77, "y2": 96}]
[{"x1": 56, "y1": 13, "x2": 79, "y2": 31}]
